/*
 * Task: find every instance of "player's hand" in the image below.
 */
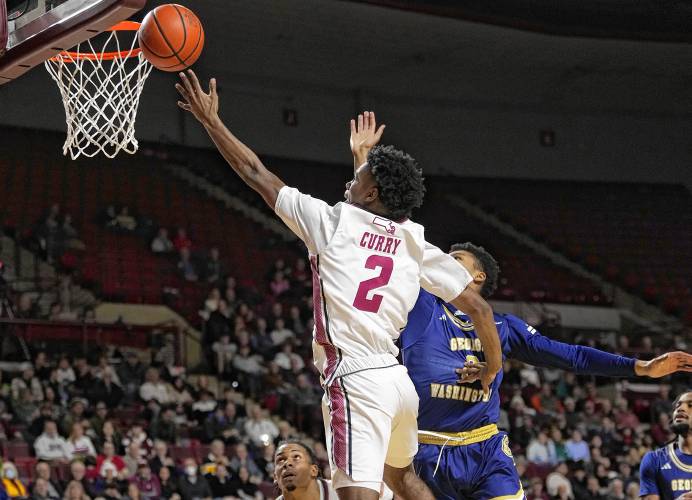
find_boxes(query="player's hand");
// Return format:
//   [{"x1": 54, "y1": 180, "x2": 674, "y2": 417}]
[
  {"x1": 456, "y1": 361, "x2": 486, "y2": 384},
  {"x1": 635, "y1": 351, "x2": 692, "y2": 378},
  {"x1": 674, "y1": 492, "x2": 692, "y2": 500},
  {"x1": 176, "y1": 70, "x2": 219, "y2": 128},
  {"x1": 456, "y1": 361, "x2": 496, "y2": 397},
  {"x1": 350, "y1": 111, "x2": 385, "y2": 165}
]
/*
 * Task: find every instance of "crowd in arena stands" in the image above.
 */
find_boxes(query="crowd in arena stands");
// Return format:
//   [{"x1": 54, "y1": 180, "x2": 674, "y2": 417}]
[
  {"x1": 30, "y1": 204, "x2": 86, "y2": 266},
  {"x1": 4, "y1": 207, "x2": 691, "y2": 499}
]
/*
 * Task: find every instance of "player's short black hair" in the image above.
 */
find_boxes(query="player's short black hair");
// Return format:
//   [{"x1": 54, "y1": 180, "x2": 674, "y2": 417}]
[
  {"x1": 449, "y1": 242, "x2": 500, "y2": 298},
  {"x1": 275, "y1": 440, "x2": 318, "y2": 466},
  {"x1": 673, "y1": 390, "x2": 692, "y2": 407},
  {"x1": 367, "y1": 145, "x2": 425, "y2": 221}
]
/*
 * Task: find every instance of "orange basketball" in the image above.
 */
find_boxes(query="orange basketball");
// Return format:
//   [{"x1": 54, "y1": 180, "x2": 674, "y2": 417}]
[{"x1": 138, "y1": 4, "x2": 204, "y2": 72}]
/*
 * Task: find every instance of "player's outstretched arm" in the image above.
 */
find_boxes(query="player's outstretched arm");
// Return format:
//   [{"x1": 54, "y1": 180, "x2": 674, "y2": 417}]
[
  {"x1": 448, "y1": 288, "x2": 502, "y2": 395},
  {"x1": 350, "y1": 111, "x2": 385, "y2": 172},
  {"x1": 634, "y1": 351, "x2": 692, "y2": 378},
  {"x1": 176, "y1": 70, "x2": 285, "y2": 208}
]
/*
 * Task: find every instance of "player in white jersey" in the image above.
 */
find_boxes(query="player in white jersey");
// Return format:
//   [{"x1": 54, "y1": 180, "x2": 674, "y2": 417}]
[{"x1": 176, "y1": 71, "x2": 502, "y2": 500}]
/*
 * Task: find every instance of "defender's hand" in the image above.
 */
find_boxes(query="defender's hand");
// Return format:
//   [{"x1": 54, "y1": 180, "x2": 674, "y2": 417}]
[
  {"x1": 176, "y1": 70, "x2": 219, "y2": 128},
  {"x1": 635, "y1": 351, "x2": 692, "y2": 378},
  {"x1": 456, "y1": 361, "x2": 486, "y2": 384},
  {"x1": 350, "y1": 111, "x2": 385, "y2": 164}
]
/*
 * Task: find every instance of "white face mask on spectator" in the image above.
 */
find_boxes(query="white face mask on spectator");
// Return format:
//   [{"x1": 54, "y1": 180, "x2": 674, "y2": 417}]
[
  {"x1": 185, "y1": 466, "x2": 197, "y2": 477},
  {"x1": 4, "y1": 468, "x2": 16, "y2": 479}
]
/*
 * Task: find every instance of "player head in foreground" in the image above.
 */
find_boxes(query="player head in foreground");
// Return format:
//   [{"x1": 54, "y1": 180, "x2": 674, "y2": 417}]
[
  {"x1": 274, "y1": 441, "x2": 337, "y2": 500},
  {"x1": 176, "y1": 71, "x2": 503, "y2": 500},
  {"x1": 640, "y1": 391, "x2": 692, "y2": 500}
]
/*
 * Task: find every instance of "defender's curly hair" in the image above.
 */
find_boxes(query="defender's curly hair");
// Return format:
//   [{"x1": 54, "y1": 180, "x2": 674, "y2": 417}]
[
  {"x1": 367, "y1": 145, "x2": 425, "y2": 221},
  {"x1": 449, "y1": 242, "x2": 500, "y2": 298}
]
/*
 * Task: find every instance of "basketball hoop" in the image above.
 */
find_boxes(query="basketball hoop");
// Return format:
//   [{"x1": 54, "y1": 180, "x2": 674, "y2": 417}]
[{"x1": 44, "y1": 21, "x2": 153, "y2": 159}]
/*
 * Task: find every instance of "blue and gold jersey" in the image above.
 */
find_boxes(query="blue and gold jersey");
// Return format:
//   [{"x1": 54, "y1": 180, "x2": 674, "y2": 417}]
[
  {"x1": 640, "y1": 444, "x2": 692, "y2": 499},
  {"x1": 401, "y1": 289, "x2": 636, "y2": 433}
]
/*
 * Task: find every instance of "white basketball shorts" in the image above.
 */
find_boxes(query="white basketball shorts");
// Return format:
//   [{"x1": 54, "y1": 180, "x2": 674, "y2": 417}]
[{"x1": 322, "y1": 363, "x2": 419, "y2": 492}]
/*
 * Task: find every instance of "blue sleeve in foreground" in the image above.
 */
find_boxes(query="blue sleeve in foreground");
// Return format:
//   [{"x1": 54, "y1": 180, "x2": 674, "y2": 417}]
[
  {"x1": 639, "y1": 451, "x2": 660, "y2": 497},
  {"x1": 400, "y1": 288, "x2": 437, "y2": 350},
  {"x1": 504, "y1": 314, "x2": 636, "y2": 377}
]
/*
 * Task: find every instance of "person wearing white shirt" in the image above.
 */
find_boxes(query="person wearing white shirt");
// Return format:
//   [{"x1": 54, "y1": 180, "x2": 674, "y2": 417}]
[
  {"x1": 64, "y1": 422, "x2": 97, "y2": 459},
  {"x1": 244, "y1": 404, "x2": 279, "y2": 448},
  {"x1": 139, "y1": 368, "x2": 170, "y2": 405},
  {"x1": 34, "y1": 421, "x2": 69, "y2": 462},
  {"x1": 270, "y1": 319, "x2": 295, "y2": 347}
]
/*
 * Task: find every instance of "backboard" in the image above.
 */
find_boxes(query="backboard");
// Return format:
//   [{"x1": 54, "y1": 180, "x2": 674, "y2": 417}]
[{"x1": 0, "y1": 0, "x2": 145, "y2": 84}]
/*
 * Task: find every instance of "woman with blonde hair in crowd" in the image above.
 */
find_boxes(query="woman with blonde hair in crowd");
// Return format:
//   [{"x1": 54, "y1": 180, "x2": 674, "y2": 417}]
[{"x1": 62, "y1": 481, "x2": 89, "y2": 500}]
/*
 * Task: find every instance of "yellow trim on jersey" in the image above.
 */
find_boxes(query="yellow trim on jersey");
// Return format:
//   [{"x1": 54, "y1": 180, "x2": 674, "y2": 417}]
[
  {"x1": 442, "y1": 304, "x2": 475, "y2": 331},
  {"x1": 418, "y1": 424, "x2": 499, "y2": 446},
  {"x1": 488, "y1": 486, "x2": 525, "y2": 500},
  {"x1": 667, "y1": 443, "x2": 692, "y2": 473}
]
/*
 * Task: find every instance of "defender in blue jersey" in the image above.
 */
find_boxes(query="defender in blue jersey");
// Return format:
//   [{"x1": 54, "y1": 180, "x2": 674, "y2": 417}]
[
  {"x1": 640, "y1": 391, "x2": 692, "y2": 500},
  {"x1": 400, "y1": 242, "x2": 692, "y2": 500}
]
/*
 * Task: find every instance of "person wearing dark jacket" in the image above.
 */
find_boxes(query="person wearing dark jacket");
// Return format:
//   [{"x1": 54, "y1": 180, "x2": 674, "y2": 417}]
[{"x1": 178, "y1": 459, "x2": 211, "y2": 500}]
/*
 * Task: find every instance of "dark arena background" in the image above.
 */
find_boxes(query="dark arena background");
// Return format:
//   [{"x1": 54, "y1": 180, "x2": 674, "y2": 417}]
[{"x1": 0, "y1": 0, "x2": 690, "y2": 499}]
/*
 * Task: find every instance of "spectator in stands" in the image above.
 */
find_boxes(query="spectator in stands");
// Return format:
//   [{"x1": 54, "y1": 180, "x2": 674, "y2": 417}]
[
  {"x1": 65, "y1": 423, "x2": 96, "y2": 460},
  {"x1": 139, "y1": 368, "x2": 170, "y2": 406},
  {"x1": 584, "y1": 476, "x2": 606, "y2": 499},
  {"x1": 65, "y1": 460, "x2": 95, "y2": 499},
  {"x1": 566, "y1": 429, "x2": 591, "y2": 463},
  {"x1": 233, "y1": 346, "x2": 266, "y2": 396},
  {"x1": 288, "y1": 306, "x2": 305, "y2": 337},
  {"x1": 211, "y1": 333, "x2": 237, "y2": 375},
  {"x1": 234, "y1": 466, "x2": 263, "y2": 499},
  {"x1": 2, "y1": 462, "x2": 27, "y2": 498},
  {"x1": 229, "y1": 444, "x2": 262, "y2": 484},
  {"x1": 60, "y1": 399, "x2": 87, "y2": 437},
  {"x1": 206, "y1": 464, "x2": 236, "y2": 499},
  {"x1": 177, "y1": 458, "x2": 211, "y2": 500},
  {"x1": 203, "y1": 404, "x2": 240, "y2": 444},
  {"x1": 117, "y1": 353, "x2": 145, "y2": 402},
  {"x1": 545, "y1": 462, "x2": 573, "y2": 498},
  {"x1": 95, "y1": 441, "x2": 126, "y2": 479},
  {"x1": 123, "y1": 425, "x2": 153, "y2": 459},
  {"x1": 148, "y1": 440, "x2": 175, "y2": 476},
  {"x1": 200, "y1": 439, "x2": 230, "y2": 475},
  {"x1": 157, "y1": 467, "x2": 179, "y2": 500},
  {"x1": 123, "y1": 442, "x2": 142, "y2": 478},
  {"x1": 56, "y1": 358, "x2": 76, "y2": 386},
  {"x1": 167, "y1": 378, "x2": 194, "y2": 406},
  {"x1": 132, "y1": 463, "x2": 160, "y2": 500},
  {"x1": 526, "y1": 431, "x2": 557, "y2": 465},
  {"x1": 62, "y1": 480, "x2": 88, "y2": 500},
  {"x1": 33, "y1": 462, "x2": 62, "y2": 499},
  {"x1": 173, "y1": 228, "x2": 192, "y2": 252},
  {"x1": 61, "y1": 215, "x2": 85, "y2": 251},
  {"x1": 526, "y1": 477, "x2": 548, "y2": 500},
  {"x1": 273, "y1": 342, "x2": 304, "y2": 373},
  {"x1": 115, "y1": 207, "x2": 137, "y2": 232},
  {"x1": 269, "y1": 319, "x2": 294, "y2": 347},
  {"x1": 150, "y1": 407, "x2": 178, "y2": 443},
  {"x1": 13, "y1": 388, "x2": 39, "y2": 426},
  {"x1": 16, "y1": 293, "x2": 39, "y2": 320},
  {"x1": 244, "y1": 405, "x2": 279, "y2": 450},
  {"x1": 31, "y1": 478, "x2": 58, "y2": 500},
  {"x1": 177, "y1": 248, "x2": 198, "y2": 282},
  {"x1": 96, "y1": 421, "x2": 122, "y2": 455},
  {"x1": 35, "y1": 420, "x2": 69, "y2": 463},
  {"x1": 204, "y1": 247, "x2": 224, "y2": 283},
  {"x1": 151, "y1": 228, "x2": 174, "y2": 254},
  {"x1": 613, "y1": 398, "x2": 640, "y2": 431},
  {"x1": 269, "y1": 272, "x2": 290, "y2": 297},
  {"x1": 88, "y1": 372, "x2": 123, "y2": 409}
]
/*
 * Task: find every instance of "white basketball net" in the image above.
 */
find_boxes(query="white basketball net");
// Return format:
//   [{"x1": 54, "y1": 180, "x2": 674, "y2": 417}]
[{"x1": 44, "y1": 26, "x2": 153, "y2": 159}]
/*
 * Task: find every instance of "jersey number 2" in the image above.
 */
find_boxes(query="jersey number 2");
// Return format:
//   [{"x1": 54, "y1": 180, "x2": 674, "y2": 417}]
[{"x1": 353, "y1": 255, "x2": 394, "y2": 313}]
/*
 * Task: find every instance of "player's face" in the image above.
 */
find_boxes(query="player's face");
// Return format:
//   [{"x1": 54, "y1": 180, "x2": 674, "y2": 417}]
[
  {"x1": 672, "y1": 392, "x2": 692, "y2": 435},
  {"x1": 274, "y1": 444, "x2": 318, "y2": 492},
  {"x1": 345, "y1": 163, "x2": 377, "y2": 206}
]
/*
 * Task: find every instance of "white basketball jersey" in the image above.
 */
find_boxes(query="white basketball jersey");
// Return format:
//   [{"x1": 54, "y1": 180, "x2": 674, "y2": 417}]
[{"x1": 275, "y1": 186, "x2": 472, "y2": 381}]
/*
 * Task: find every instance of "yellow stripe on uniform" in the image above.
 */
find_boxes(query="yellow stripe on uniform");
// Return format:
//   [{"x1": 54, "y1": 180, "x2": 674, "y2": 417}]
[
  {"x1": 668, "y1": 444, "x2": 692, "y2": 473},
  {"x1": 488, "y1": 486, "x2": 525, "y2": 500},
  {"x1": 418, "y1": 424, "x2": 499, "y2": 446}
]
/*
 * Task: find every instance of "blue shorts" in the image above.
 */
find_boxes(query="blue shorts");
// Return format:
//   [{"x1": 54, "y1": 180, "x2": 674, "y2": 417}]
[{"x1": 414, "y1": 432, "x2": 525, "y2": 500}]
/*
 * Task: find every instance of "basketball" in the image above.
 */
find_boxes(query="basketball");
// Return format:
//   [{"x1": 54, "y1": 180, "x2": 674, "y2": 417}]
[{"x1": 138, "y1": 4, "x2": 204, "y2": 72}]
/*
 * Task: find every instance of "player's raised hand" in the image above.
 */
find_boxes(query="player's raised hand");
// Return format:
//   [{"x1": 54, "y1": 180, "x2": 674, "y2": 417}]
[
  {"x1": 176, "y1": 70, "x2": 219, "y2": 128},
  {"x1": 350, "y1": 111, "x2": 385, "y2": 164},
  {"x1": 635, "y1": 351, "x2": 692, "y2": 378}
]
